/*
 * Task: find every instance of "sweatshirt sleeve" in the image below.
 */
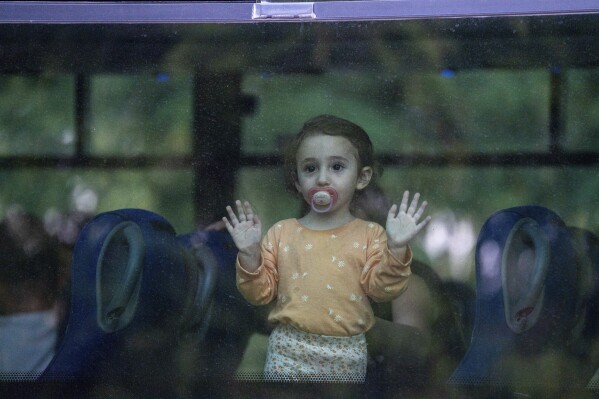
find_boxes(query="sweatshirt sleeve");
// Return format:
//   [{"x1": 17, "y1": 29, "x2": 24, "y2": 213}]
[
  {"x1": 360, "y1": 224, "x2": 412, "y2": 303},
  {"x1": 236, "y1": 226, "x2": 279, "y2": 306}
]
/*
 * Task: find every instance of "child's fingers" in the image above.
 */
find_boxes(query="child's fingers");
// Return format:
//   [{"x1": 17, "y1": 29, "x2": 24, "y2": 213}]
[
  {"x1": 243, "y1": 201, "x2": 254, "y2": 221},
  {"x1": 222, "y1": 217, "x2": 234, "y2": 232},
  {"x1": 387, "y1": 204, "x2": 398, "y2": 219},
  {"x1": 413, "y1": 200, "x2": 428, "y2": 221},
  {"x1": 408, "y1": 192, "x2": 420, "y2": 216},
  {"x1": 399, "y1": 190, "x2": 409, "y2": 213},
  {"x1": 416, "y1": 215, "x2": 432, "y2": 232},
  {"x1": 235, "y1": 200, "x2": 247, "y2": 221},
  {"x1": 226, "y1": 205, "x2": 239, "y2": 225}
]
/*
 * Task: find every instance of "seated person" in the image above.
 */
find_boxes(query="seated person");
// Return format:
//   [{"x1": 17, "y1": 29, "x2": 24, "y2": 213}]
[
  {"x1": 353, "y1": 185, "x2": 475, "y2": 391},
  {"x1": 0, "y1": 207, "x2": 62, "y2": 374}
]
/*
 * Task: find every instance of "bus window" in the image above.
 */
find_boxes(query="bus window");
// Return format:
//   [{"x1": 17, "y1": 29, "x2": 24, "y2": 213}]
[{"x1": 0, "y1": 2, "x2": 598, "y2": 398}]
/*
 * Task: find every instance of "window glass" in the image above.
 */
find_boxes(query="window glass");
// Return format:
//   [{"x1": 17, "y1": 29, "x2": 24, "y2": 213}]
[
  {"x1": 0, "y1": 170, "x2": 194, "y2": 233},
  {"x1": 0, "y1": 6, "x2": 598, "y2": 398},
  {"x1": 243, "y1": 69, "x2": 550, "y2": 155},
  {"x1": 565, "y1": 69, "x2": 599, "y2": 151},
  {"x1": 0, "y1": 75, "x2": 74, "y2": 156},
  {"x1": 378, "y1": 166, "x2": 599, "y2": 279},
  {"x1": 90, "y1": 74, "x2": 192, "y2": 156}
]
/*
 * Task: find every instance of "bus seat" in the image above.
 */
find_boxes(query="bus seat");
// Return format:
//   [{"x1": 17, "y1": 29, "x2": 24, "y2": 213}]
[
  {"x1": 39, "y1": 208, "x2": 217, "y2": 389},
  {"x1": 448, "y1": 205, "x2": 577, "y2": 390},
  {"x1": 177, "y1": 229, "x2": 267, "y2": 382}
]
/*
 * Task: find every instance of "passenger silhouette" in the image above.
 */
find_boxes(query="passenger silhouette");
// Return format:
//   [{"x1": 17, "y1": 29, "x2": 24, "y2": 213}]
[{"x1": 0, "y1": 207, "x2": 61, "y2": 377}]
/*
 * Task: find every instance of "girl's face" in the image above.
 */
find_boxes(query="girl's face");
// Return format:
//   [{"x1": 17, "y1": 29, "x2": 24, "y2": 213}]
[{"x1": 294, "y1": 134, "x2": 372, "y2": 215}]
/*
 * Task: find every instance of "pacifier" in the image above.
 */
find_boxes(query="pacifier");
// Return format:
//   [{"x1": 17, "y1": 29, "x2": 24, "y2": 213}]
[{"x1": 307, "y1": 187, "x2": 338, "y2": 213}]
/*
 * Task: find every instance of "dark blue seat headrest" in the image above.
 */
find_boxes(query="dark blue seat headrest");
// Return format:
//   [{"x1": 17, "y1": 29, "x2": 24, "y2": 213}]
[
  {"x1": 448, "y1": 205, "x2": 577, "y2": 388},
  {"x1": 41, "y1": 209, "x2": 214, "y2": 380}
]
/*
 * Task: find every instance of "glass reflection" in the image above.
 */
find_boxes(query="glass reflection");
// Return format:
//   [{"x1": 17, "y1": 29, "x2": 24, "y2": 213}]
[{"x1": 0, "y1": 10, "x2": 597, "y2": 399}]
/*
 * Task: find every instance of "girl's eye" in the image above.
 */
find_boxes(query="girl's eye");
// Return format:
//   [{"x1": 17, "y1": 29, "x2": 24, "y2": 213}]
[
  {"x1": 332, "y1": 163, "x2": 345, "y2": 171},
  {"x1": 304, "y1": 165, "x2": 316, "y2": 173}
]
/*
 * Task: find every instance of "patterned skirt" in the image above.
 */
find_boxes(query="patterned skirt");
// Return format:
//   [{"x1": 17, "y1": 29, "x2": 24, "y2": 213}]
[{"x1": 263, "y1": 323, "x2": 367, "y2": 383}]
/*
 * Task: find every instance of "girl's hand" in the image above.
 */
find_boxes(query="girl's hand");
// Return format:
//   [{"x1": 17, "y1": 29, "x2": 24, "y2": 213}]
[
  {"x1": 386, "y1": 191, "x2": 431, "y2": 250},
  {"x1": 223, "y1": 200, "x2": 262, "y2": 271}
]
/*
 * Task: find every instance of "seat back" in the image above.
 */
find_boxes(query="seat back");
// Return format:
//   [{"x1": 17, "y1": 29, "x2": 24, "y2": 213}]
[
  {"x1": 40, "y1": 209, "x2": 217, "y2": 382},
  {"x1": 448, "y1": 205, "x2": 577, "y2": 388}
]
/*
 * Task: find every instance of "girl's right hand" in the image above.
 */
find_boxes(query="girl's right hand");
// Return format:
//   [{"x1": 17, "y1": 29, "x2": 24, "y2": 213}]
[{"x1": 223, "y1": 200, "x2": 262, "y2": 270}]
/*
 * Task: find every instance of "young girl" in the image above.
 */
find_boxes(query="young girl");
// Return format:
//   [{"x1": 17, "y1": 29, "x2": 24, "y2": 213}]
[{"x1": 223, "y1": 115, "x2": 431, "y2": 383}]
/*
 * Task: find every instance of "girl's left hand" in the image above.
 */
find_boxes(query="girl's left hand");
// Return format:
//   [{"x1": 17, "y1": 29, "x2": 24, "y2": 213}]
[{"x1": 386, "y1": 191, "x2": 431, "y2": 249}]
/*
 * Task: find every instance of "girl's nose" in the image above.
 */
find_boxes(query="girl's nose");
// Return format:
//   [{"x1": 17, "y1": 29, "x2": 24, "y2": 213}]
[{"x1": 317, "y1": 169, "x2": 329, "y2": 185}]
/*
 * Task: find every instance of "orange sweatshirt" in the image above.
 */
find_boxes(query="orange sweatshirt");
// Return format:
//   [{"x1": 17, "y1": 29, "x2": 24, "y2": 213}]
[{"x1": 236, "y1": 218, "x2": 412, "y2": 336}]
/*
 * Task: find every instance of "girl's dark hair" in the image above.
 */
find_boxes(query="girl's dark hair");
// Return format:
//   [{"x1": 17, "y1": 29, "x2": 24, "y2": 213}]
[{"x1": 283, "y1": 115, "x2": 382, "y2": 194}]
